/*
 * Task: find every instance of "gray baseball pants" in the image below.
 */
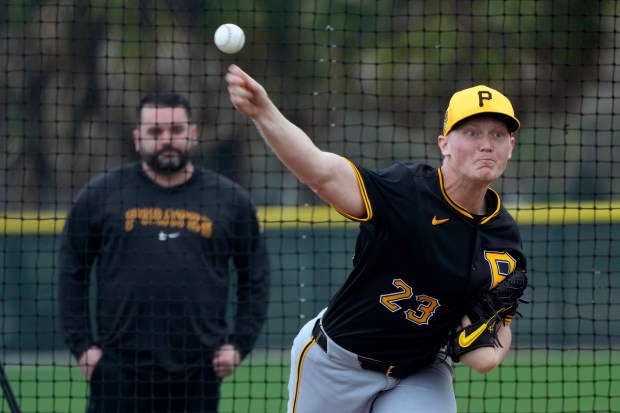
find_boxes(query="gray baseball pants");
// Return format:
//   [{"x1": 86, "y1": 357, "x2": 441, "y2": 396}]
[{"x1": 287, "y1": 310, "x2": 457, "y2": 413}]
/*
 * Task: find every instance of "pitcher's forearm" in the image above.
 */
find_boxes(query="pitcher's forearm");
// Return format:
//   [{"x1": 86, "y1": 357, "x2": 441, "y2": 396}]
[{"x1": 252, "y1": 107, "x2": 327, "y2": 186}]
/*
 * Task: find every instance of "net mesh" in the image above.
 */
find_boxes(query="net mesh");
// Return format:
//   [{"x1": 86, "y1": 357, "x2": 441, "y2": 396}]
[{"x1": 1, "y1": 1, "x2": 619, "y2": 412}]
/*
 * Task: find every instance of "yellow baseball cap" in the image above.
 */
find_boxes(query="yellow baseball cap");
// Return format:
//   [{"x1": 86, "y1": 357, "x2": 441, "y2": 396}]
[{"x1": 443, "y1": 85, "x2": 520, "y2": 136}]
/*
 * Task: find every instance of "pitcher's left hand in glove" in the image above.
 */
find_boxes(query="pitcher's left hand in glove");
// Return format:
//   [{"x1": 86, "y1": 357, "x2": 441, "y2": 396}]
[{"x1": 448, "y1": 268, "x2": 529, "y2": 362}]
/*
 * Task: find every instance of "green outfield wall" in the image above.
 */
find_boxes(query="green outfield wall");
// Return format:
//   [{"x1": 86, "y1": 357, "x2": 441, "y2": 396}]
[{"x1": 1, "y1": 205, "x2": 619, "y2": 351}]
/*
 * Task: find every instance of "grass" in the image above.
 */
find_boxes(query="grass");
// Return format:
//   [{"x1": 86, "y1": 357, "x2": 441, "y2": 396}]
[
  {"x1": 2, "y1": 350, "x2": 619, "y2": 413},
  {"x1": 453, "y1": 350, "x2": 620, "y2": 413}
]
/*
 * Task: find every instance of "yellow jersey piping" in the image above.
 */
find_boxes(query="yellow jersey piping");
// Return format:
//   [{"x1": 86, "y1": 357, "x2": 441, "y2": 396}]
[
  {"x1": 333, "y1": 157, "x2": 373, "y2": 222},
  {"x1": 481, "y1": 188, "x2": 501, "y2": 224},
  {"x1": 438, "y1": 168, "x2": 501, "y2": 224}
]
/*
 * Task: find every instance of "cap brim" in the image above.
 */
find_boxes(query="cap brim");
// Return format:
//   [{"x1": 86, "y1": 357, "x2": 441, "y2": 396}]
[
  {"x1": 450, "y1": 112, "x2": 520, "y2": 135},
  {"x1": 498, "y1": 113, "x2": 520, "y2": 134}
]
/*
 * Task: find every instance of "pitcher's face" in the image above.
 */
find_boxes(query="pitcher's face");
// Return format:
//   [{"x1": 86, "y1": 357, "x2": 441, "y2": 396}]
[{"x1": 438, "y1": 115, "x2": 515, "y2": 184}]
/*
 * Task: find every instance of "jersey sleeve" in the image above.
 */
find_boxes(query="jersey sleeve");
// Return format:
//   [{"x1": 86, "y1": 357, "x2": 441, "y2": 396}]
[
  {"x1": 330, "y1": 157, "x2": 374, "y2": 222},
  {"x1": 339, "y1": 162, "x2": 418, "y2": 225}
]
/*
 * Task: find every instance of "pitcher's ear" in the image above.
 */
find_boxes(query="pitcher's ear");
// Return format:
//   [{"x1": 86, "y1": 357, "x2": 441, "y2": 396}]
[{"x1": 438, "y1": 134, "x2": 450, "y2": 156}]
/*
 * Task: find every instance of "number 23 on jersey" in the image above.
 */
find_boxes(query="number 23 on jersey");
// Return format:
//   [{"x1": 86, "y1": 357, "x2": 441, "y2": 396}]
[{"x1": 380, "y1": 279, "x2": 441, "y2": 325}]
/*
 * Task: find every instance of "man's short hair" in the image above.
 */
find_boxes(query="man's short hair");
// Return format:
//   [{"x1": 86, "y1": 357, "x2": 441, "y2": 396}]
[{"x1": 138, "y1": 92, "x2": 192, "y2": 123}]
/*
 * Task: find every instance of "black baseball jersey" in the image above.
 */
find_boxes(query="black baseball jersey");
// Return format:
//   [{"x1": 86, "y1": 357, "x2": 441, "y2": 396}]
[
  {"x1": 58, "y1": 162, "x2": 270, "y2": 372},
  {"x1": 321, "y1": 162, "x2": 526, "y2": 369}
]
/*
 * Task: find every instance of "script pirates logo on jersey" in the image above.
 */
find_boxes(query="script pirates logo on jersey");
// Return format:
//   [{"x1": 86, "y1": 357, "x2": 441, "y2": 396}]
[{"x1": 484, "y1": 250, "x2": 517, "y2": 289}]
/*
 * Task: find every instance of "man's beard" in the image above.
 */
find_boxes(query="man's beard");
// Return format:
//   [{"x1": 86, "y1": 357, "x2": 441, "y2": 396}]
[{"x1": 142, "y1": 146, "x2": 192, "y2": 173}]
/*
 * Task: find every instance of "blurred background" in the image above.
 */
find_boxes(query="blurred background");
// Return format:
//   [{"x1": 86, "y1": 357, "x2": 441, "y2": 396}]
[
  {"x1": 2, "y1": 0, "x2": 618, "y2": 209},
  {"x1": 0, "y1": 1, "x2": 619, "y2": 412}
]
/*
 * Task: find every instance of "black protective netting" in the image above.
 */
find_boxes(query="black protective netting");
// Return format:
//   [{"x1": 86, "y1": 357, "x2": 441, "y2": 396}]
[{"x1": 0, "y1": 1, "x2": 618, "y2": 412}]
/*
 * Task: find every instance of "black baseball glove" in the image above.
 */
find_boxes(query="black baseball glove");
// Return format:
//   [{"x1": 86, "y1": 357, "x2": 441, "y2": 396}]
[{"x1": 448, "y1": 268, "x2": 529, "y2": 362}]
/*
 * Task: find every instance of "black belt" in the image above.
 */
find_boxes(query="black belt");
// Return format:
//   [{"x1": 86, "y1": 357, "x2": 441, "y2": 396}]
[{"x1": 312, "y1": 319, "x2": 404, "y2": 379}]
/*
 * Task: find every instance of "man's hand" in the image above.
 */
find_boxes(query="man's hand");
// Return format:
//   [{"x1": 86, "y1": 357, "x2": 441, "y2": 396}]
[
  {"x1": 212, "y1": 344, "x2": 241, "y2": 378},
  {"x1": 226, "y1": 64, "x2": 272, "y2": 120},
  {"x1": 457, "y1": 314, "x2": 513, "y2": 374},
  {"x1": 78, "y1": 346, "x2": 103, "y2": 380}
]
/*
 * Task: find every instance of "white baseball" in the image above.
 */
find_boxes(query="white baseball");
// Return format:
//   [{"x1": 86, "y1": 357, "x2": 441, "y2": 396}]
[{"x1": 214, "y1": 24, "x2": 245, "y2": 54}]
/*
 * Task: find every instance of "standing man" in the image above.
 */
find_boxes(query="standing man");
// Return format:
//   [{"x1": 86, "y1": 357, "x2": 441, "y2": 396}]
[
  {"x1": 226, "y1": 65, "x2": 527, "y2": 413},
  {"x1": 58, "y1": 92, "x2": 270, "y2": 413}
]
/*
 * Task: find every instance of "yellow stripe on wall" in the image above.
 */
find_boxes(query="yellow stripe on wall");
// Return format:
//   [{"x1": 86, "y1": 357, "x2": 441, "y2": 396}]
[
  {"x1": 1, "y1": 201, "x2": 619, "y2": 235},
  {"x1": 1, "y1": 212, "x2": 67, "y2": 235},
  {"x1": 258, "y1": 205, "x2": 354, "y2": 228},
  {"x1": 510, "y1": 201, "x2": 620, "y2": 225}
]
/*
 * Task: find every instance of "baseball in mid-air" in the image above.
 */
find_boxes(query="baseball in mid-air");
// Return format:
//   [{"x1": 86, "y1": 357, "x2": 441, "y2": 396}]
[{"x1": 214, "y1": 23, "x2": 245, "y2": 54}]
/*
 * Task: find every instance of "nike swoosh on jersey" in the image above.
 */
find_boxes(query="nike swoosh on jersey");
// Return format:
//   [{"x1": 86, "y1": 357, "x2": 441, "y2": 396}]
[
  {"x1": 458, "y1": 323, "x2": 488, "y2": 348},
  {"x1": 432, "y1": 216, "x2": 450, "y2": 225}
]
